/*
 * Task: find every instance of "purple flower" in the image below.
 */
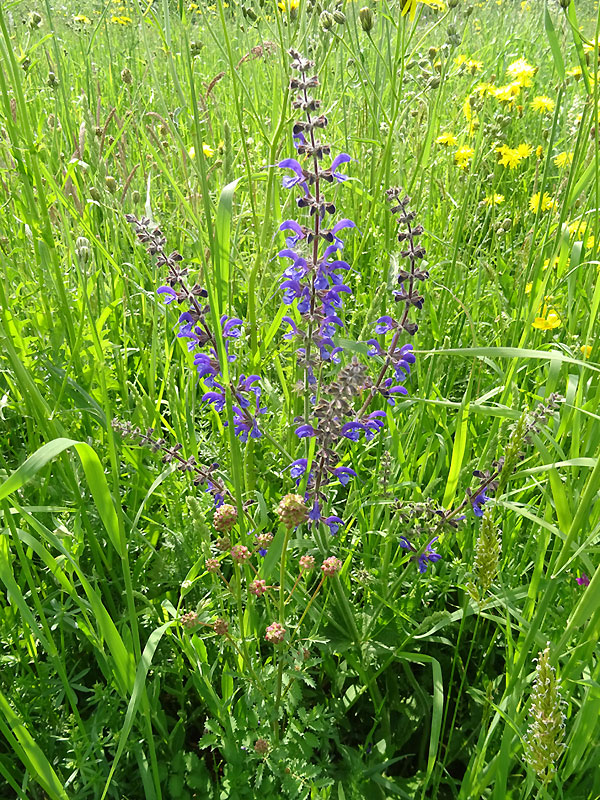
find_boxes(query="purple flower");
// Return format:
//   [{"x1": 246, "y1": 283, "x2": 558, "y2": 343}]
[
  {"x1": 278, "y1": 158, "x2": 308, "y2": 190},
  {"x1": 157, "y1": 286, "x2": 178, "y2": 304},
  {"x1": 375, "y1": 316, "x2": 397, "y2": 335},
  {"x1": 221, "y1": 316, "x2": 243, "y2": 339},
  {"x1": 290, "y1": 458, "x2": 308, "y2": 481},
  {"x1": 280, "y1": 219, "x2": 306, "y2": 248},
  {"x1": 330, "y1": 153, "x2": 352, "y2": 182},
  {"x1": 400, "y1": 536, "x2": 442, "y2": 573},
  {"x1": 295, "y1": 423, "x2": 316, "y2": 438},
  {"x1": 282, "y1": 317, "x2": 299, "y2": 339},
  {"x1": 471, "y1": 491, "x2": 489, "y2": 518},
  {"x1": 324, "y1": 515, "x2": 344, "y2": 535},
  {"x1": 333, "y1": 466, "x2": 357, "y2": 485},
  {"x1": 341, "y1": 421, "x2": 366, "y2": 441},
  {"x1": 576, "y1": 573, "x2": 590, "y2": 587},
  {"x1": 309, "y1": 500, "x2": 321, "y2": 522},
  {"x1": 367, "y1": 339, "x2": 384, "y2": 357}
]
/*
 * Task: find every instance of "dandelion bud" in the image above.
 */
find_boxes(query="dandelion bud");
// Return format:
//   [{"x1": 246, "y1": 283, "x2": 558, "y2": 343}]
[
  {"x1": 464, "y1": 4, "x2": 473, "y2": 16},
  {"x1": 75, "y1": 236, "x2": 91, "y2": 267},
  {"x1": 320, "y1": 10, "x2": 335, "y2": 30},
  {"x1": 359, "y1": 6, "x2": 374, "y2": 32},
  {"x1": 265, "y1": 621, "x2": 286, "y2": 643},
  {"x1": 214, "y1": 503, "x2": 238, "y2": 532},
  {"x1": 180, "y1": 610, "x2": 199, "y2": 629},
  {"x1": 132, "y1": 189, "x2": 140, "y2": 204},
  {"x1": 213, "y1": 618, "x2": 229, "y2": 636},
  {"x1": 448, "y1": 0, "x2": 459, "y2": 6},
  {"x1": 254, "y1": 738, "x2": 270, "y2": 755},
  {"x1": 47, "y1": 72, "x2": 58, "y2": 87},
  {"x1": 105, "y1": 176, "x2": 117, "y2": 194},
  {"x1": 121, "y1": 68, "x2": 133, "y2": 85},
  {"x1": 558, "y1": 0, "x2": 570, "y2": 7},
  {"x1": 333, "y1": 10, "x2": 346, "y2": 24},
  {"x1": 190, "y1": 41, "x2": 203, "y2": 57},
  {"x1": 206, "y1": 558, "x2": 220, "y2": 572},
  {"x1": 89, "y1": 186, "x2": 101, "y2": 202},
  {"x1": 299, "y1": 554, "x2": 316, "y2": 571},
  {"x1": 321, "y1": 556, "x2": 342, "y2": 577},
  {"x1": 249, "y1": 578, "x2": 267, "y2": 596},
  {"x1": 275, "y1": 494, "x2": 309, "y2": 529},
  {"x1": 246, "y1": 6, "x2": 258, "y2": 20},
  {"x1": 524, "y1": 644, "x2": 566, "y2": 781},
  {"x1": 428, "y1": 46, "x2": 438, "y2": 60},
  {"x1": 28, "y1": 11, "x2": 42, "y2": 29},
  {"x1": 231, "y1": 545, "x2": 251, "y2": 564}
]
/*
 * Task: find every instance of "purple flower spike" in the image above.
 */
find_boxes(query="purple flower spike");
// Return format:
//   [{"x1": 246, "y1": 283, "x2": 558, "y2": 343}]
[
  {"x1": 278, "y1": 159, "x2": 307, "y2": 189},
  {"x1": 417, "y1": 538, "x2": 442, "y2": 574},
  {"x1": 290, "y1": 458, "x2": 308, "y2": 480}
]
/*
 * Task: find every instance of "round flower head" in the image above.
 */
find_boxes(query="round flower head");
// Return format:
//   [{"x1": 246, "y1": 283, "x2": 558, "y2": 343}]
[
  {"x1": 321, "y1": 556, "x2": 343, "y2": 577},
  {"x1": 213, "y1": 618, "x2": 229, "y2": 636},
  {"x1": 206, "y1": 558, "x2": 220, "y2": 573},
  {"x1": 265, "y1": 621, "x2": 286, "y2": 644},
  {"x1": 249, "y1": 578, "x2": 267, "y2": 596},
  {"x1": 215, "y1": 536, "x2": 231, "y2": 552},
  {"x1": 180, "y1": 610, "x2": 199, "y2": 629},
  {"x1": 299, "y1": 554, "x2": 316, "y2": 571},
  {"x1": 254, "y1": 738, "x2": 270, "y2": 755},
  {"x1": 276, "y1": 493, "x2": 309, "y2": 528},
  {"x1": 256, "y1": 531, "x2": 274, "y2": 550},
  {"x1": 214, "y1": 503, "x2": 238, "y2": 532},
  {"x1": 231, "y1": 545, "x2": 251, "y2": 564}
]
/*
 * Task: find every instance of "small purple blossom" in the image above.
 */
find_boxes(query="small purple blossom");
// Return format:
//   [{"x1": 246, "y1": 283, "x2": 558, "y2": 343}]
[
  {"x1": 576, "y1": 573, "x2": 590, "y2": 587},
  {"x1": 471, "y1": 491, "x2": 490, "y2": 518}
]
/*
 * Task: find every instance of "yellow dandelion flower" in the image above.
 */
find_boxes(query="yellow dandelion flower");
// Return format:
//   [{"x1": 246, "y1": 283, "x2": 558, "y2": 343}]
[
  {"x1": 506, "y1": 57, "x2": 537, "y2": 87},
  {"x1": 202, "y1": 143, "x2": 215, "y2": 158},
  {"x1": 536, "y1": 145, "x2": 543, "y2": 159},
  {"x1": 585, "y1": 235, "x2": 595, "y2": 251},
  {"x1": 73, "y1": 14, "x2": 92, "y2": 23},
  {"x1": 484, "y1": 193, "x2": 504, "y2": 206},
  {"x1": 454, "y1": 54, "x2": 468, "y2": 67},
  {"x1": 463, "y1": 59, "x2": 483, "y2": 74},
  {"x1": 531, "y1": 96, "x2": 555, "y2": 114},
  {"x1": 436, "y1": 132, "x2": 458, "y2": 146},
  {"x1": 567, "y1": 66, "x2": 583, "y2": 80},
  {"x1": 580, "y1": 345, "x2": 593, "y2": 359},
  {"x1": 111, "y1": 14, "x2": 132, "y2": 24},
  {"x1": 454, "y1": 146, "x2": 474, "y2": 169},
  {"x1": 567, "y1": 219, "x2": 587, "y2": 237},
  {"x1": 493, "y1": 82, "x2": 522, "y2": 103},
  {"x1": 583, "y1": 38, "x2": 600, "y2": 54},
  {"x1": 525, "y1": 282, "x2": 533, "y2": 294},
  {"x1": 496, "y1": 143, "x2": 531, "y2": 169},
  {"x1": 543, "y1": 256, "x2": 558, "y2": 270},
  {"x1": 474, "y1": 82, "x2": 495, "y2": 97},
  {"x1": 532, "y1": 306, "x2": 561, "y2": 330},
  {"x1": 554, "y1": 151, "x2": 573, "y2": 168},
  {"x1": 401, "y1": 0, "x2": 446, "y2": 21},
  {"x1": 529, "y1": 192, "x2": 557, "y2": 213}
]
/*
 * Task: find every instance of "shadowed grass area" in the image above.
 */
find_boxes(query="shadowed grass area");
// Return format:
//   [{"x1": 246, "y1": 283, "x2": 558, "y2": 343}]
[{"x1": 0, "y1": 0, "x2": 600, "y2": 797}]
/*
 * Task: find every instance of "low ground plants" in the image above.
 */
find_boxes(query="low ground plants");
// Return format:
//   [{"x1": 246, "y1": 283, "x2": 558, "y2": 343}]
[{"x1": 0, "y1": 0, "x2": 600, "y2": 797}]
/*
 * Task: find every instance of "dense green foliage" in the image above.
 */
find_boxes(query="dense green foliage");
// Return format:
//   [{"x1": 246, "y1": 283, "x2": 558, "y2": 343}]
[{"x1": 1, "y1": 0, "x2": 600, "y2": 797}]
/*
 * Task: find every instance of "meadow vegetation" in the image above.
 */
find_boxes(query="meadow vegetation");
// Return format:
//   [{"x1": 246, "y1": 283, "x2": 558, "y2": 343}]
[{"x1": 1, "y1": 0, "x2": 600, "y2": 797}]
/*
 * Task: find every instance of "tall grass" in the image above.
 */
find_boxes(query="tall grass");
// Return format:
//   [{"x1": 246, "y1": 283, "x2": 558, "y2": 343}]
[{"x1": 1, "y1": 0, "x2": 600, "y2": 797}]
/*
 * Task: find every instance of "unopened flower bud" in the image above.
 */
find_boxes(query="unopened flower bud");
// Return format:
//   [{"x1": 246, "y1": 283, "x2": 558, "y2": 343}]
[
  {"x1": 47, "y1": 72, "x2": 58, "y2": 87},
  {"x1": 105, "y1": 176, "x2": 117, "y2": 193},
  {"x1": 448, "y1": 0, "x2": 459, "y2": 6},
  {"x1": 121, "y1": 68, "x2": 133, "y2": 85},
  {"x1": 231, "y1": 545, "x2": 251, "y2": 564},
  {"x1": 215, "y1": 536, "x2": 231, "y2": 552},
  {"x1": 265, "y1": 621, "x2": 286, "y2": 643},
  {"x1": 321, "y1": 556, "x2": 342, "y2": 577},
  {"x1": 320, "y1": 10, "x2": 334, "y2": 30},
  {"x1": 206, "y1": 558, "x2": 220, "y2": 572},
  {"x1": 132, "y1": 189, "x2": 140, "y2": 204},
  {"x1": 558, "y1": 0, "x2": 570, "y2": 7},
  {"x1": 275, "y1": 494, "x2": 308, "y2": 528},
  {"x1": 180, "y1": 610, "x2": 199, "y2": 629},
  {"x1": 214, "y1": 503, "x2": 238, "y2": 532},
  {"x1": 254, "y1": 738, "x2": 269, "y2": 755},
  {"x1": 249, "y1": 579, "x2": 267, "y2": 596},
  {"x1": 213, "y1": 618, "x2": 229, "y2": 636},
  {"x1": 333, "y1": 10, "x2": 346, "y2": 24},
  {"x1": 299, "y1": 554, "x2": 315, "y2": 571},
  {"x1": 75, "y1": 236, "x2": 91, "y2": 267},
  {"x1": 359, "y1": 6, "x2": 374, "y2": 32},
  {"x1": 89, "y1": 186, "x2": 101, "y2": 202}
]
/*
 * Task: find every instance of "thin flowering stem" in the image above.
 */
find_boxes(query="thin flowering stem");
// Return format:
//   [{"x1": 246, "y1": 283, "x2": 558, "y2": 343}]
[{"x1": 288, "y1": 576, "x2": 324, "y2": 646}]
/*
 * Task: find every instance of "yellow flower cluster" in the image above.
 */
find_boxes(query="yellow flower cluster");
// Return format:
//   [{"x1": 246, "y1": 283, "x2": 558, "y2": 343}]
[
  {"x1": 436, "y1": 132, "x2": 458, "y2": 146},
  {"x1": 484, "y1": 193, "x2": 504, "y2": 206},
  {"x1": 454, "y1": 146, "x2": 474, "y2": 169},
  {"x1": 496, "y1": 143, "x2": 532, "y2": 169}
]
